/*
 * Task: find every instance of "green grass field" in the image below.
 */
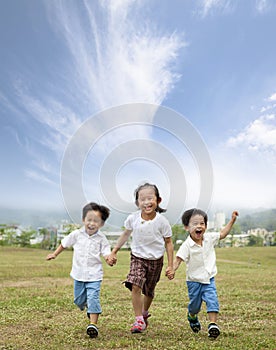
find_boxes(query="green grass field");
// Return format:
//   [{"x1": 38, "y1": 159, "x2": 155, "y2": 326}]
[{"x1": 0, "y1": 246, "x2": 275, "y2": 350}]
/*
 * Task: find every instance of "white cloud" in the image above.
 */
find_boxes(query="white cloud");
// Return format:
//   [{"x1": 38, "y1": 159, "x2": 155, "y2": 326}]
[
  {"x1": 214, "y1": 92, "x2": 276, "y2": 210},
  {"x1": 255, "y1": 0, "x2": 276, "y2": 14},
  {"x1": 256, "y1": 0, "x2": 269, "y2": 14},
  {"x1": 198, "y1": 0, "x2": 233, "y2": 18},
  {"x1": 45, "y1": 0, "x2": 185, "y2": 110},
  {"x1": 211, "y1": 150, "x2": 276, "y2": 209},
  {"x1": 13, "y1": 0, "x2": 184, "y2": 191},
  {"x1": 268, "y1": 92, "x2": 276, "y2": 101},
  {"x1": 227, "y1": 114, "x2": 276, "y2": 152},
  {"x1": 2, "y1": 1, "x2": 185, "y2": 190}
]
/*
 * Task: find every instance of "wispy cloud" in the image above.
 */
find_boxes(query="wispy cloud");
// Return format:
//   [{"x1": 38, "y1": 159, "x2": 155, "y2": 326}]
[
  {"x1": 4, "y1": 126, "x2": 24, "y2": 148},
  {"x1": 197, "y1": 0, "x2": 233, "y2": 18},
  {"x1": 13, "y1": 79, "x2": 82, "y2": 152},
  {"x1": 24, "y1": 169, "x2": 58, "y2": 186},
  {"x1": 3, "y1": 1, "x2": 185, "y2": 189},
  {"x1": 255, "y1": 0, "x2": 275, "y2": 14},
  {"x1": 44, "y1": 0, "x2": 185, "y2": 110}
]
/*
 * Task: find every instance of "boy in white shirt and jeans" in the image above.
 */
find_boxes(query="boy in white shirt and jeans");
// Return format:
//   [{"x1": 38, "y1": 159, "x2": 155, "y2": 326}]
[
  {"x1": 173, "y1": 208, "x2": 238, "y2": 339},
  {"x1": 46, "y1": 202, "x2": 114, "y2": 338}
]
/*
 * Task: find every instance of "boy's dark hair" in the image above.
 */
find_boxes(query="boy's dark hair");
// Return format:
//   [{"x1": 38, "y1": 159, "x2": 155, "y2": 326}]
[
  {"x1": 134, "y1": 183, "x2": 166, "y2": 213},
  {"x1": 181, "y1": 208, "x2": 208, "y2": 226},
  {"x1": 82, "y1": 202, "x2": 110, "y2": 222}
]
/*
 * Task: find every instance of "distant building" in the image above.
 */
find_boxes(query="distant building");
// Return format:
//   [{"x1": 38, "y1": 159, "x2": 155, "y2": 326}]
[
  {"x1": 247, "y1": 228, "x2": 274, "y2": 246},
  {"x1": 223, "y1": 233, "x2": 251, "y2": 247}
]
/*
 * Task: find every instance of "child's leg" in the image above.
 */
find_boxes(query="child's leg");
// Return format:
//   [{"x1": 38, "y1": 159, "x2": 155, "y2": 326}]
[
  {"x1": 131, "y1": 284, "x2": 143, "y2": 316},
  {"x1": 208, "y1": 312, "x2": 218, "y2": 323},
  {"x1": 202, "y1": 278, "x2": 220, "y2": 339},
  {"x1": 186, "y1": 281, "x2": 203, "y2": 333},
  {"x1": 125, "y1": 255, "x2": 147, "y2": 319},
  {"x1": 86, "y1": 281, "x2": 102, "y2": 338},
  {"x1": 74, "y1": 280, "x2": 87, "y2": 310},
  {"x1": 202, "y1": 278, "x2": 219, "y2": 319},
  {"x1": 89, "y1": 313, "x2": 99, "y2": 324},
  {"x1": 86, "y1": 281, "x2": 102, "y2": 323},
  {"x1": 143, "y1": 295, "x2": 153, "y2": 313},
  {"x1": 187, "y1": 281, "x2": 203, "y2": 316},
  {"x1": 142, "y1": 256, "x2": 163, "y2": 313}
]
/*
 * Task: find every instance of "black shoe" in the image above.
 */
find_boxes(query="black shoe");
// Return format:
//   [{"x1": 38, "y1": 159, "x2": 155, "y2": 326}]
[
  {"x1": 208, "y1": 323, "x2": 220, "y2": 339},
  {"x1": 87, "y1": 324, "x2": 98, "y2": 338},
  {"x1": 187, "y1": 313, "x2": 201, "y2": 333}
]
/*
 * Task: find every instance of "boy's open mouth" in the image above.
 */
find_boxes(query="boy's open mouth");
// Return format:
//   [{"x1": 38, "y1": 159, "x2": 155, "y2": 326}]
[{"x1": 195, "y1": 229, "x2": 202, "y2": 234}]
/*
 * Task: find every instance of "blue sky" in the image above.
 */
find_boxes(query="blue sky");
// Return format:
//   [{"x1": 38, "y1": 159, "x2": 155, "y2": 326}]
[{"x1": 1, "y1": 0, "x2": 276, "y2": 226}]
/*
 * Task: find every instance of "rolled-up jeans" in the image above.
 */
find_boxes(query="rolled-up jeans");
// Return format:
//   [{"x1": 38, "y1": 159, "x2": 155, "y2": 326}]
[
  {"x1": 74, "y1": 280, "x2": 102, "y2": 315},
  {"x1": 187, "y1": 277, "x2": 219, "y2": 315}
]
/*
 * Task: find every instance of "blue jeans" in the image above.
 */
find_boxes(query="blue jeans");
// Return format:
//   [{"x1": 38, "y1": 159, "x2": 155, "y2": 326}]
[
  {"x1": 187, "y1": 277, "x2": 219, "y2": 315},
  {"x1": 74, "y1": 280, "x2": 102, "y2": 315}
]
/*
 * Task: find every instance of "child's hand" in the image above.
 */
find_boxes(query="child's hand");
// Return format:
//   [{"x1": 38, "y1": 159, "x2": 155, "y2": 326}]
[
  {"x1": 105, "y1": 253, "x2": 117, "y2": 266},
  {"x1": 165, "y1": 266, "x2": 175, "y2": 280},
  {"x1": 46, "y1": 253, "x2": 56, "y2": 260},
  {"x1": 232, "y1": 211, "x2": 239, "y2": 220}
]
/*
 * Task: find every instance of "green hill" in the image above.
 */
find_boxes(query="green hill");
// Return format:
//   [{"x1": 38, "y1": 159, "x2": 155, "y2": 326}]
[{"x1": 239, "y1": 209, "x2": 276, "y2": 231}]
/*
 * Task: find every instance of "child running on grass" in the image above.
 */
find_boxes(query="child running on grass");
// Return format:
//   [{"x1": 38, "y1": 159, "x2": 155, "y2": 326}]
[
  {"x1": 172, "y1": 208, "x2": 238, "y2": 339},
  {"x1": 108, "y1": 183, "x2": 175, "y2": 333},
  {"x1": 46, "y1": 202, "x2": 114, "y2": 338}
]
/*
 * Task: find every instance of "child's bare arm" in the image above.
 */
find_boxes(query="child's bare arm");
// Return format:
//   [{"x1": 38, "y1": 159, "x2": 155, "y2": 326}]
[
  {"x1": 107, "y1": 229, "x2": 132, "y2": 263},
  {"x1": 173, "y1": 256, "x2": 183, "y2": 272},
  {"x1": 164, "y1": 237, "x2": 174, "y2": 279},
  {"x1": 220, "y1": 211, "x2": 239, "y2": 239},
  {"x1": 46, "y1": 244, "x2": 65, "y2": 260}
]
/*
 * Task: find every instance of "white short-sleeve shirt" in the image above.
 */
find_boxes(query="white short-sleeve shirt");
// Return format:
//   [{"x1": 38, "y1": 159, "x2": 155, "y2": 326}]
[
  {"x1": 176, "y1": 232, "x2": 220, "y2": 284},
  {"x1": 61, "y1": 227, "x2": 111, "y2": 282},
  {"x1": 124, "y1": 211, "x2": 172, "y2": 260}
]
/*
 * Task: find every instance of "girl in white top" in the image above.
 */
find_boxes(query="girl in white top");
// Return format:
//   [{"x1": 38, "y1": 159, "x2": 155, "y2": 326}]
[{"x1": 108, "y1": 183, "x2": 174, "y2": 333}]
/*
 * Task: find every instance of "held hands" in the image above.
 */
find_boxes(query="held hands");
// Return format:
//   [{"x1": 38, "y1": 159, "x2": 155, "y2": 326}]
[
  {"x1": 105, "y1": 253, "x2": 117, "y2": 266},
  {"x1": 165, "y1": 266, "x2": 175, "y2": 280}
]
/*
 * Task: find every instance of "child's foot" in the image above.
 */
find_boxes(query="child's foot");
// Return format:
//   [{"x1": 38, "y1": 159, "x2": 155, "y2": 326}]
[
  {"x1": 87, "y1": 324, "x2": 98, "y2": 338},
  {"x1": 131, "y1": 319, "x2": 146, "y2": 333},
  {"x1": 208, "y1": 323, "x2": 220, "y2": 339},
  {"x1": 187, "y1": 313, "x2": 201, "y2": 333},
  {"x1": 142, "y1": 311, "x2": 151, "y2": 329}
]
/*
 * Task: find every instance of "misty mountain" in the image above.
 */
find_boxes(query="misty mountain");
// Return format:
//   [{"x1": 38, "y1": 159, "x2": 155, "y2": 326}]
[{"x1": 238, "y1": 209, "x2": 276, "y2": 232}]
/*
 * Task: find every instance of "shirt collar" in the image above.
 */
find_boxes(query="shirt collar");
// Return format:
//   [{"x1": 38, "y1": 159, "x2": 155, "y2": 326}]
[{"x1": 188, "y1": 235, "x2": 204, "y2": 247}]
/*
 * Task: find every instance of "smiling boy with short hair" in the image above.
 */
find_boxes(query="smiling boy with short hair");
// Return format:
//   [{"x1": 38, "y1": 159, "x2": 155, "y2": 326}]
[
  {"x1": 173, "y1": 208, "x2": 238, "y2": 339},
  {"x1": 46, "y1": 202, "x2": 114, "y2": 338}
]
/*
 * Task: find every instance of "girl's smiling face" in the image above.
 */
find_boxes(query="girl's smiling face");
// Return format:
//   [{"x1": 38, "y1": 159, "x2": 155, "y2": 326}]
[
  {"x1": 137, "y1": 186, "x2": 160, "y2": 220},
  {"x1": 83, "y1": 210, "x2": 103, "y2": 236},
  {"x1": 186, "y1": 214, "x2": 207, "y2": 244}
]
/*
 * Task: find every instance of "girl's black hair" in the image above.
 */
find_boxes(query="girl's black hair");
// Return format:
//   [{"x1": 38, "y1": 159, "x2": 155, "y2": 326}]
[
  {"x1": 134, "y1": 183, "x2": 166, "y2": 213},
  {"x1": 181, "y1": 208, "x2": 208, "y2": 226},
  {"x1": 82, "y1": 202, "x2": 110, "y2": 222}
]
